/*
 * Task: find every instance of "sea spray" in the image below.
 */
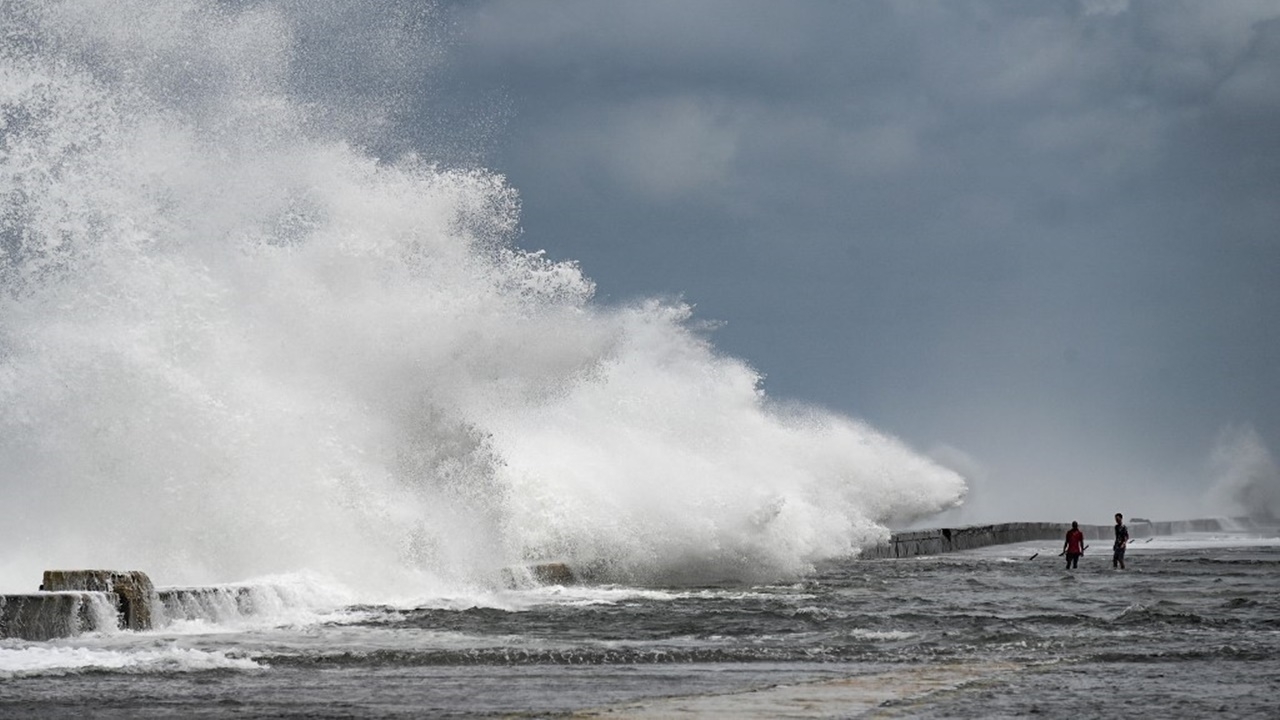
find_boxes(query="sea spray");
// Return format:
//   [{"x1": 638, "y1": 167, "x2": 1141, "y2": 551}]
[
  {"x1": 1204, "y1": 425, "x2": 1280, "y2": 520},
  {"x1": 0, "y1": 1, "x2": 965, "y2": 597}
]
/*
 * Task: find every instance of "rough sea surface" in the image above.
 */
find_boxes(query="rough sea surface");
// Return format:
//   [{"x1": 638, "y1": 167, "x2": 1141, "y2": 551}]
[{"x1": 3, "y1": 533, "x2": 1278, "y2": 718}]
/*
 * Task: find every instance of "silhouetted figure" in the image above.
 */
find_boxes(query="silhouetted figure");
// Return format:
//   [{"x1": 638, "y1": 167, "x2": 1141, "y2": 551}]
[
  {"x1": 1063, "y1": 521, "x2": 1085, "y2": 569},
  {"x1": 1113, "y1": 512, "x2": 1129, "y2": 569}
]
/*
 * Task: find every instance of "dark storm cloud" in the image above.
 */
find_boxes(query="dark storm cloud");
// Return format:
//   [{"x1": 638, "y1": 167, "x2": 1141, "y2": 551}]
[{"x1": 408, "y1": 0, "x2": 1280, "y2": 521}]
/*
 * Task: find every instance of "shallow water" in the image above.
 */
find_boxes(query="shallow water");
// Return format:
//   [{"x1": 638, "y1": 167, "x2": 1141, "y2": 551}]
[{"x1": 3, "y1": 533, "x2": 1278, "y2": 718}]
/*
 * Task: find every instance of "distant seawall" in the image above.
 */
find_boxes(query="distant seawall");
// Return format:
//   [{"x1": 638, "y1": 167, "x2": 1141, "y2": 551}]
[{"x1": 861, "y1": 517, "x2": 1255, "y2": 559}]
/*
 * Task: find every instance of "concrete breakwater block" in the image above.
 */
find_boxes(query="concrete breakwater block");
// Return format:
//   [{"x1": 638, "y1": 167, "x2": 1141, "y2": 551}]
[
  {"x1": 41, "y1": 570, "x2": 157, "y2": 631},
  {"x1": 1, "y1": 570, "x2": 156, "y2": 640},
  {"x1": 0, "y1": 592, "x2": 120, "y2": 641}
]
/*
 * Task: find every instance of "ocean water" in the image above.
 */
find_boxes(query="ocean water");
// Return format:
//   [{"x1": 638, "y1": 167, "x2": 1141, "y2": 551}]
[{"x1": 2, "y1": 533, "x2": 1279, "y2": 718}]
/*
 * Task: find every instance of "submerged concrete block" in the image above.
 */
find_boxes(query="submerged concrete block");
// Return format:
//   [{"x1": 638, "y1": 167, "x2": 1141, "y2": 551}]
[
  {"x1": 530, "y1": 562, "x2": 575, "y2": 585},
  {"x1": 499, "y1": 562, "x2": 577, "y2": 587}
]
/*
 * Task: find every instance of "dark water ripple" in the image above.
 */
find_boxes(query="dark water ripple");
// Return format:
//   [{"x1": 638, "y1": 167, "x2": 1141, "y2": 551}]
[
  {"x1": 369, "y1": 543, "x2": 1276, "y2": 716},
  {"x1": 280, "y1": 543, "x2": 1280, "y2": 677}
]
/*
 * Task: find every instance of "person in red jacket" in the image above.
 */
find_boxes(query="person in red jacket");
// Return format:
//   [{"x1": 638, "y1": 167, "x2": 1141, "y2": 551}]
[{"x1": 1063, "y1": 521, "x2": 1086, "y2": 569}]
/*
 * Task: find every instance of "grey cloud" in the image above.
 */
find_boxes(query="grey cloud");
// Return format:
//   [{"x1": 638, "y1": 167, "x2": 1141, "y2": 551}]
[{"x1": 411, "y1": 0, "x2": 1280, "y2": 521}]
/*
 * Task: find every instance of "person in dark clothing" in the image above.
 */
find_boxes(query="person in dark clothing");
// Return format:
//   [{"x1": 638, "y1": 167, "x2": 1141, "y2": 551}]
[
  {"x1": 1113, "y1": 512, "x2": 1130, "y2": 569},
  {"x1": 1063, "y1": 521, "x2": 1086, "y2": 569}
]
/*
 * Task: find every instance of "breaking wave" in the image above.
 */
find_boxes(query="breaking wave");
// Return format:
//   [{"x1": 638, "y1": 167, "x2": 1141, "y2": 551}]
[{"x1": 0, "y1": 1, "x2": 964, "y2": 597}]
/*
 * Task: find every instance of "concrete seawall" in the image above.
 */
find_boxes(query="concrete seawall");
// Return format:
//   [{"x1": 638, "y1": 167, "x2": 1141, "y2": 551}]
[
  {"x1": 861, "y1": 517, "x2": 1251, "y2": 559},
  {"x1": 1, "y1": 563, "x2": 579, "y2": 641},
  {"x1": 1, "y1": 518, "x2": 1267, "y2": 640}
]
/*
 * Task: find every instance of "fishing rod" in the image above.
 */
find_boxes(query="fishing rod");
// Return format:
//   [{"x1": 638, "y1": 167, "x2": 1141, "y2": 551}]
[
  {"x1": 1057, "y1": 544, "x2": 1089, "y2": 557},
  {"x1": 1030, "y1": 534, "x2": 1149, "y2": 560}
]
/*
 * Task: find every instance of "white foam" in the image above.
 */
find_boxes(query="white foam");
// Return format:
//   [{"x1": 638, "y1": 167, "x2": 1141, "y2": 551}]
[
  {"x1": 0, "y1": 645, "x2": 263, "y2": 678},
  {"x1": 847, "y1": 628, "x2": 916, "y2": 640}
]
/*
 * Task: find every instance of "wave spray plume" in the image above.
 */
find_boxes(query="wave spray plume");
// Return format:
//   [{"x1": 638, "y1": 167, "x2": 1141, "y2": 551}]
[{"x1": 0, "y1": 1, "x2": 965, "y2": 597}]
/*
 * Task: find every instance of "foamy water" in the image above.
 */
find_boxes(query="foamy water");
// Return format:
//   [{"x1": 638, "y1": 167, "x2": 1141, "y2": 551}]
[
  {"x1": 0, "y1": 645, "x2": 263, "y2": 678},
  {"x1": 0, "y1": 1, "x2": 965, "y2": 598},
  {"x1": 2, "y1": 533, "x2": 1277, "y2": 718}
]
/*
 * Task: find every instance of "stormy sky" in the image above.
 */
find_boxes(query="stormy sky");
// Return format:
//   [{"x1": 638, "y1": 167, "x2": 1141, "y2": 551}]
[{"x1": 366, "y1": 0, "x2": 1279, "y2": 522}]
